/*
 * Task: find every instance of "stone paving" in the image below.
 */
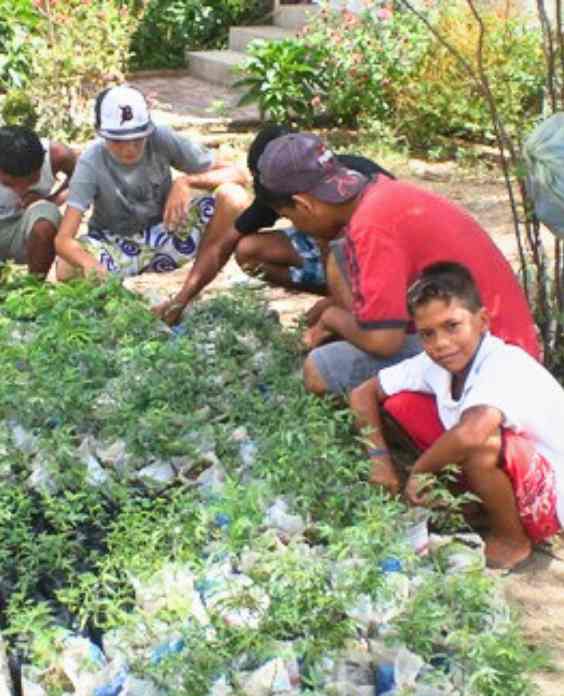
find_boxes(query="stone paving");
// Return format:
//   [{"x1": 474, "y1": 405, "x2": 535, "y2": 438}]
[{"x1": 129, "y1": 71, "x2": 260, "y2": 127}]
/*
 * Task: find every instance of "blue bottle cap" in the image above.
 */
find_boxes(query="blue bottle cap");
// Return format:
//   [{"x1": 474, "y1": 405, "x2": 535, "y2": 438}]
[
  {"x1": 379, "y1": 557, "x2": 402, "y2": 573},
  {"x1": 375, "y1": 662, "x2": 395, "y2": 694}
]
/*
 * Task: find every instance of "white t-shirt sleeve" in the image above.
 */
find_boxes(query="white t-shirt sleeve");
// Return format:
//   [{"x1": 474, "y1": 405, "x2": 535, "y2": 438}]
[
  {"x1": 459, "y1": 351, "x2": 520, "y2": 427},
  {"x1": 67, "y1": 156, "x2": 98, "y2": 213},
  {"x1": 378, "y1": 351, "x2": 434, "y2": 397},
  {"x1": 156, "y1": 126, "x2": 213, "y2": 173}
]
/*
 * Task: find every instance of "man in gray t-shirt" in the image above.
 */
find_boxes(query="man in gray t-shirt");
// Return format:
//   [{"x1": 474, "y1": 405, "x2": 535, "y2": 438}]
[{"x1": 56, "y1": 85, "x2": 249, "y2": 312}]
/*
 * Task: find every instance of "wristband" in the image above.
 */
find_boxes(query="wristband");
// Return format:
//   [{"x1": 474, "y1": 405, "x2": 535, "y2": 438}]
[{"x1": 367, "y1": 447, "x2": 389, "y2": 458}]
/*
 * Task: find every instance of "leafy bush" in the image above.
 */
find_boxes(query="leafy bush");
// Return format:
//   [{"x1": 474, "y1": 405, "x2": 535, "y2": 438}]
[
  {"x1": 0, "y1": 89, "x2": 38, "y2": 129},
  {"x1": 235, "y1": 38, "x2": 328, "y2": 123},
  {"x1": 234, "y1": 4, "x2": 432, "y2": 129},
  {"x1": 0, "y1": 0, "x2": 40, "y2": 91},
  {"x1": 236, "y1": 1, "x2": 544, "y2": 150},
  {"x1": 24, "y1": 0, "x2": 135, "y2": 141},
  {"x1": 389, "y1": 2, "x2": 545, "y2": 151},
  {"x1": 303, "y1": 3, "x2": 432, "y2": 129},
  {"x1": 129, "y1": 0, "x2": 270, "y2": 71}
]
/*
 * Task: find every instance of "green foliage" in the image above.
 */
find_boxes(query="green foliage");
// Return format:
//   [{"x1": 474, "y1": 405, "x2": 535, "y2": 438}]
[
  {"x1": 129, "y1": 0, "x2": 270, "y2": 71},
  {"x1": 394, "y1": 571, "x2": 547, "y2": 693},
  {"x1": 306, "y1": 2, "x2": 432, "y2": 129},
  {"x1": 236, "y1": 1, "x2": 544, "y2": 149},
  {"x1": 0, "y1": 274, "x2": 545, "y2": 694},
  {"x1": 25, "y1": 0, "x2": 135, "y2": 140},
  {"x1": 390, "y1": 2, "x2": 544, "y2": 152},
  {"x1": 234, "y1": 38, "x2": 328, "y2": 124},
  {"x1": 414, "y1": 464, "x2": 482, "y2": 533},
  {"x1": 0, "y1": 88, "x2": 38, "y2": 129},
  {"x1": 0, "y1": 0, "x2": 39, "y2": 91}
]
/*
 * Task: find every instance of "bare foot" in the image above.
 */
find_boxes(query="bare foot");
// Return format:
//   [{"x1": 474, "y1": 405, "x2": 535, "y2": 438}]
[
  {"x1": 369, "y1": 459, "x2": 401, "y2": 496},
  {"x1": 484, "y1": 533, "x2": 532, "y2": 570}
]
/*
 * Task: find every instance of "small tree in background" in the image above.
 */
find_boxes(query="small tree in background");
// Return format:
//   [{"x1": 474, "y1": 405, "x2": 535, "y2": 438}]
[
  {"x1": 1, "y1": 0, "x2": 136, "y2": 141},
  {"x1": 396, "y1": 0, "x2": 564, "y2": 369}
]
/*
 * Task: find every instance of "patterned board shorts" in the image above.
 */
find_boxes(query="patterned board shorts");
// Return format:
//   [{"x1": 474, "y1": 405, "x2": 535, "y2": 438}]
[
  {"x1": 79, "y1": 195, "x2": 216, "y2": 277},
  {"x1": 283, "y1": 227, "x2": 326, "y2": 288},
  {"x1": 383, "y1": 392, "x2": 562, "y2": 544}
]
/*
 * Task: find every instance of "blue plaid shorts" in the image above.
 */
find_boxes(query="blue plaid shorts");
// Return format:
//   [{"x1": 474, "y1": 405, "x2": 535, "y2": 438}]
[{"x1": 283, "y1": 227, "x2": 326, "y2": 287}]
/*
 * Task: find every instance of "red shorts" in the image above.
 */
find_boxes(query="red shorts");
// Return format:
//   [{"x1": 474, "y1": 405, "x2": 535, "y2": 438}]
[{"x1": 383, "y1": 392, "x2": 561, "y2": 544}]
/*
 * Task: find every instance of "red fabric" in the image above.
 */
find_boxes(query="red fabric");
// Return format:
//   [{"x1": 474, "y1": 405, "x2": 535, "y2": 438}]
[
  {"x1": 383, "y1": 392, "x2": 443, "y2": 450},
  {"x1": 501, "y1": 430, "x2": 561, "y2": 543},
  {"x1": 345, "y1": 178, "x2": 541, "y2": 360},
  {"x1": 383, "y1": 392, "x2": 561, "y2": 543}
]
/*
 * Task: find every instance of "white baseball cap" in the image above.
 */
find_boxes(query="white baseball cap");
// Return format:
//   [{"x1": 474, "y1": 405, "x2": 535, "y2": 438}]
[{"x1": 95, "y1": 85, "x2": 154, "y2": 140}]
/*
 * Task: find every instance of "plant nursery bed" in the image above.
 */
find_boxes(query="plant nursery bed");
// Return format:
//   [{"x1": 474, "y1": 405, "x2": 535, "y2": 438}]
[{"x1": 0, "y1": 271, "x2": 551, "y2": 695}]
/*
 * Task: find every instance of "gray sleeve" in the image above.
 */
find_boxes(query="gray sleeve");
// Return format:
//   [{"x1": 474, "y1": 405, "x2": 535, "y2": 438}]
[
  {"x1": 154, "y1": 126, "x2": 213, "y2": 174},
  {"x1": 66, "y1": 155, "x2": 98, "y2": 213}
]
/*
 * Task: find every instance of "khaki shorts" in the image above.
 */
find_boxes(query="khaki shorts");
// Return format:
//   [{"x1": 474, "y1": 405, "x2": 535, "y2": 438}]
[{"x1": 0, "y1": 201, "x2": 61, "y2": 263}]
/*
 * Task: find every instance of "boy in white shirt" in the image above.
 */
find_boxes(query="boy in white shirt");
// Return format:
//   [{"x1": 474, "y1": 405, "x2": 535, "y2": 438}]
[{"x1": 350, "y1": 261, "x2": 564, "y2": 570}]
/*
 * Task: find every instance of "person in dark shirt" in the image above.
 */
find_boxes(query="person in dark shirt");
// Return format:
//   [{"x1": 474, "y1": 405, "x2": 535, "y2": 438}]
[{"x1": 157, "y1": 124, "x2": 393, "y2": 325}]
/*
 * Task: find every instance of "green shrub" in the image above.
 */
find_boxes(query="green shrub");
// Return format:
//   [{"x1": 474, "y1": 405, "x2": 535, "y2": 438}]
[
  {"x1": 0, "y1": 89, "x2": 38, "y2": 129},
  {"x1": 235, "y1": 38, "x2": 328, "y2": 123},
  {"x1": 129, "y1": 0, "x2": 270, "y2": 71},
  {"x1": 25, "y1": 0, "x2": 135, "y2": 141},
  {"x1": 390, "y1": 2, "x2": 545, "y2": 151},
  {"x1": 236, "y1": 1, "x2": 544, "y2": 149},
  {"x1": 0, "y1": 0, "x2": 40, "y2": 91},
  {"x1": 235, "y1": 3, "x2": 432, "y2": 129}
]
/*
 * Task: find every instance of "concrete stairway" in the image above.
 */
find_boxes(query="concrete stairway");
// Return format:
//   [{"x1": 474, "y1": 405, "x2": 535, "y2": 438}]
[{"x1": 186, "y1": 3, "x2": 320, "y2": 87}]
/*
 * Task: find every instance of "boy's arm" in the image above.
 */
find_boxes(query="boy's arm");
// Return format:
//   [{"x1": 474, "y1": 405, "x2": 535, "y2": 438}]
[
  {"x1": 19, "y1": 143, "x2": 78, "y2": 209},
  {"x1": 55, "y1": 207, "x2": 106, "y2": 276},
  {"x1": 309, "y1": 304, "x2": 407, "y2": 355},
  {"x1": 349, "y1": 377, "x2": 401, "y2": 495},
  {"x1": 152, "y1": 223, "x2": 243, "y2": 325},
  {"x1": 179, "y1": 156, "x2": 250, "y2": 190},
  {"x1": 47, "y1": 142, "x2": 78, "y2": 205},
  {"x1": 405, "y1": 405, "x2": 503, "y2": 505}
]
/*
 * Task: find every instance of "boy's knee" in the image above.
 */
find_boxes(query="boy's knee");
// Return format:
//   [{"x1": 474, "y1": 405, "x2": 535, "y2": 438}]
[
  {"x1": 29, "y1": 219, "x2": 57, "y2": 244},
  {"x1": 462, "y1": 431, "x2": 503, "y2": 473},
  {"x1": 214, "y1": 182, "x2": 249, "y2": 212},
  {"x1": 303, "y1": 355, "x2": 328, "y2": 397},
  {"x1": 235, "y1": 235, "x2": 260, "y2": 268}
]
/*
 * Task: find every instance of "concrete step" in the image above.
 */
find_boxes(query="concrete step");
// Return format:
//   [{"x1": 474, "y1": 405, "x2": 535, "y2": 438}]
[
  {"x1": 229, "y1": 25, "x2": 295, "y2": 52},
  {"x1": 186, "y1": 49, "x2": 248, "y2": 87},
  {"x1": 273, "y1": 3, "x2": 320, "y2": 29}
]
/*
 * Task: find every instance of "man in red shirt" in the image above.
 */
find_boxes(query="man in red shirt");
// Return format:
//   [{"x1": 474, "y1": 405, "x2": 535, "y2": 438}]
[{"x1": 256, "y1": 133, "x2": 540, "y2": 434}]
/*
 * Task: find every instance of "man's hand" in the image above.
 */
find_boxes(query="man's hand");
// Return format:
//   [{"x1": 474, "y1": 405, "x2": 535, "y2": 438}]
[
  {"x1": 83, "y1": 261, "x2": 109, "y2": 282},
  {"x1": 152, "y1": 297, "x2": 186, "y2": 326},
  {"x1": 163, "y1": 179, "x2": 192, "y2": 231},
  {"x1": 303, "y1": 320, "x2": 334, "y2": 351},
  {"x1": 404, "y1": 472, "x2": 434, "y2": 507},
  {"x1": 368, "y1": 453, "x2": 401, "y2": 496},
  {"x1": 305, "y1": 297, "x2": 334, "y2": 327}
]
